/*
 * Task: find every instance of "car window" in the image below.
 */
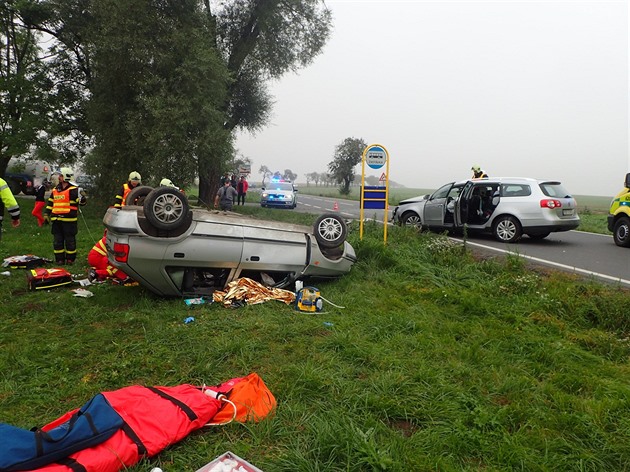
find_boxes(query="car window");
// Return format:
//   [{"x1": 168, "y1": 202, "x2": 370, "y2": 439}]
[
  {"x1": 431, "y1": 183, "x2": 453, "y2": 200},
  {"x1": 501, "y1": 184, "x2": 531, "y2": 197},
  {"x1": 268, "y1": 182, "x2": 293, "y2": 191},
  {"x1": 447, "y1": 186, "x2": 462, "y2": 200},
  {"x1": 539, "y1": 182, "x2": 571, "y2": 198}
]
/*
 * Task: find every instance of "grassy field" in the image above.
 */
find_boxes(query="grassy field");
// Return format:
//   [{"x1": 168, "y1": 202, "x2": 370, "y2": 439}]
[{"x1": 1, "y1": 198, "x2": 628, "y2": 471}]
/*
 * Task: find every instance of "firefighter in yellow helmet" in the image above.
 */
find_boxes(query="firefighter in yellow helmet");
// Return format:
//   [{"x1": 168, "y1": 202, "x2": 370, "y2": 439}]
[
  {"x1": 0, "y1": 177, "x2": 21, "y2": 232},
  {"x1": 160, "y1": 178, "x2": 178, "y2": 189},
  {"x1": 113, "y1": 171, "x2": 141, "y2": 207},
  {"x1": 60, "y1": 167, "x2": 87, "y2": 206},
  {"x1": 43, "y1": 170, "x2": 80, "y2": 264},
  {"x1": 471, "y1": 165, "x2": 489, "y2": 180}
]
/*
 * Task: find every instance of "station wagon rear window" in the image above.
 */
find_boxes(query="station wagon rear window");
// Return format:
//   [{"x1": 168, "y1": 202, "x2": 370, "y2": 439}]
[{"x1": 539, "y1": 182, "x2": 571, "y2": 198}]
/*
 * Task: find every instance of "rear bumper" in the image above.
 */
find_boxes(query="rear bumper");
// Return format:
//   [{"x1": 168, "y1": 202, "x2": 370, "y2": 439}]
[{"x1": 523, "y1": 221, "x2": 580, "y2": 234}]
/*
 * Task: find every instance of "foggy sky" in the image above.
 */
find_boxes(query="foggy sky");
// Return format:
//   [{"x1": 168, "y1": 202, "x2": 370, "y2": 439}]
[{"x1": 235, "y1": 1, "x2": 629, "y2": 197}]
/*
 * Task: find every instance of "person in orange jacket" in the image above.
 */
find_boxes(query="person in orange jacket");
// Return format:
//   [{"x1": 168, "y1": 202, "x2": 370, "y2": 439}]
[
  {"x1": 87, "y1": 233, "x2": 131, "y2": 283},
  {"x1": 44, "y1": 171, "x2": 79, "y2": 264},
  {"x1": 113, "y1": 171, "x2": 141, "y2": 207}
]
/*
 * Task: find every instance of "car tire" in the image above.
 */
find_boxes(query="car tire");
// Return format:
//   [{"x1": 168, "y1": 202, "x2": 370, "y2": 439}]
[
  {"x1": 125, "y1": 186, "x2": 154, "y2": 206},
  {"x1": 613, "y1": 216, "x2": 630, "y2": 247},
  {"x1": 144, "y1": 187, "x2": 190, "y2": 231},
  {"x1": 401, "y1": 212, "x2": 421, "y2": 227},
  {"x1": 493, "y1": 215, "x2": 522, "y2": 243},
  {"x1": 528, "y1": 232, "x2": 550, "y2": 240},
  {"x1": 314, "y1": 213, "x2": 348, "y2": 248}
]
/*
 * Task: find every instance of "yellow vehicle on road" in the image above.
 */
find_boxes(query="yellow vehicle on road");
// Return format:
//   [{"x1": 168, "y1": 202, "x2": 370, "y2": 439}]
[{"x1": 608, "y1": 173, "x2": 630, "y2": 247}]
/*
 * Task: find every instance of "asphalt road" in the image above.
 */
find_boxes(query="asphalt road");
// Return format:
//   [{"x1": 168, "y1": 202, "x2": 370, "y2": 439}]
[{"x1": 293, "y1": 193, "x2": 630, "y2": 287}]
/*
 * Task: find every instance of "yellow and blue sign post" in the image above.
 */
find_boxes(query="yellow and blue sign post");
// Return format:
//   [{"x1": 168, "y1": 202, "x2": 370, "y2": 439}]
[{"x1": 360, "y1": 144, "x2": 390, "y2": 243}]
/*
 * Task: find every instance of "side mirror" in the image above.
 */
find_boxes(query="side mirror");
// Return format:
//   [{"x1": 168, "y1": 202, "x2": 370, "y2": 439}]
[
  {"x1": 625, "y1": 173, "x2": 630, "y2": 189},
  {"x1": 293, "y1": 187, "x2": 298, "y2": 192}
]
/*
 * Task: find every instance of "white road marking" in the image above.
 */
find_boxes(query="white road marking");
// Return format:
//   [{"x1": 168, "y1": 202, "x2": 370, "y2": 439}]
[{"x1": 458, "y1": 239, "x2": 630, "y2": 287}]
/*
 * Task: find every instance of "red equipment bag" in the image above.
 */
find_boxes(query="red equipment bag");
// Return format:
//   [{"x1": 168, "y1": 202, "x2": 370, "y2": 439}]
[{"x1": 27, "y1": 268, "x2": 72, "y2": 291}]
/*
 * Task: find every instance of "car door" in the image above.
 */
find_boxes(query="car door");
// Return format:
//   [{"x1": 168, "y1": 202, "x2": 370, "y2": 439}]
[
  {"x1": 424, "y1": 182, "x2": 455, "y2": 228},
  {"x1": 454, "y1": 181, "x2": 475, "y2": 227},
  {"x1": 239, "y1": 224, "x2": 309, "y2": 279}
]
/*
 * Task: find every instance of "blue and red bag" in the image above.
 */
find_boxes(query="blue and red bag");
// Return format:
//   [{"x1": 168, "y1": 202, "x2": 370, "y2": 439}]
[
  {"x1": 0, "y1": 375, "x2": 275, "y2": 472},
  {"x1": 1, "y1": 385, "x2": 222, "y2": 472}
]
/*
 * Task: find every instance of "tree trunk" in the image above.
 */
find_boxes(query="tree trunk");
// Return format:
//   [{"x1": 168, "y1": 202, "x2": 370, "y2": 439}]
[{"x1": 198, "y1": 160, "x2": 221, "y2": 208}]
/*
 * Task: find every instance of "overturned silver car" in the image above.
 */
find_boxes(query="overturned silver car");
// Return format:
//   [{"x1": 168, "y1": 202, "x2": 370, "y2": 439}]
[{"x1": 103, "y1": 187, "x2": 356, "y2": 297}]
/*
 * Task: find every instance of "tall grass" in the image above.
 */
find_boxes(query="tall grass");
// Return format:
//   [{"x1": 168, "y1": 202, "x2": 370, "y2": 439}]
[{"x1": 1, "y1": 198, "x2": 629, "y2": 471}]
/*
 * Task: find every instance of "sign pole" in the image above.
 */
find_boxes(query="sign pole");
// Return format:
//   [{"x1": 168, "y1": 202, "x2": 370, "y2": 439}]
[{"x1": 360, "y1": 144, "x2": 390, "y2": 243}]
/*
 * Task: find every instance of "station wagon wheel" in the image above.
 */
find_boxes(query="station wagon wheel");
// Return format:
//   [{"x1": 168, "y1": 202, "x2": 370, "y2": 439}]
[
  {"x1": 401, "y1": 212, "x2": 421, "y2": 227},
  {"x1": 493, "y1": 215, "x2": 522, "y2": 243},
  {"x1": 144, "y1": 187, "x2": 190, "y2": 231},
  {"x1": 613, "y1": 216, "x2": 630, "y2": 247},
  {"x1": 314, "y1": 213, "x2": 348, "y2": 248},
  {"x1": 125, "y1": 185, "x2": 153, "y2": 206}
]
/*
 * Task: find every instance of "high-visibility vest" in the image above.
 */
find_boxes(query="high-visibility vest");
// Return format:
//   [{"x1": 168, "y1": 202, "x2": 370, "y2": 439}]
[
  {"x1": 122, "y1": 183, "x2": 132, "y2": 206},
  {"x1": 0, "y1": 177, "x2": 20, "y2": 222},
  {"x1": 49, "y1": 185, "x2": 79, "y2": 221}
]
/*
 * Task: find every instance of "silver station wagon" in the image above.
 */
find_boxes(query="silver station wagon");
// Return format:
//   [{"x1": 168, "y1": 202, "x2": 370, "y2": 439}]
[
  {"x1": 103, "y1": 187, "x2": 356, "y2": 297},
  {"x1": 392, "y1": 177, "x2": 580, "y2": 243}
]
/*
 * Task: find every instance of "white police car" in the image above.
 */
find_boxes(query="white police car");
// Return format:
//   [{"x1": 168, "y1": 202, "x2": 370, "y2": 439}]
[{"x1": 260, "y1": 180, "x2": 297, "y2": 209}]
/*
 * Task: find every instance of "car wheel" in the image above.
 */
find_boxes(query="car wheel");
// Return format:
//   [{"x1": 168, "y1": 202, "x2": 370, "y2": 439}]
[
  {"x1": 493, "y1": 215, "x2": 522, "y2": 243},
  {"x1": 125, "y1": 186, "x2": 154, "y2": 206},
  {"x1": 314, "y1": 213, "x2": 348, "y2": 248},
  {"x1": 528, "y1": 232, "x2": 550, "y2": 240},
  {"x1": 144, "y1": 187, "x2": 190, "y2": 231},
  {"x1": 401, "y1": 212, "x2": 421, "y2": 227},
  {"x1": 613, "y1": 216, "x2": 630, "y2": 247}
]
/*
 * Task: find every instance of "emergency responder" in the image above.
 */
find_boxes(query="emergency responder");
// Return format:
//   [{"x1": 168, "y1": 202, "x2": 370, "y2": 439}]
[
  {"x1": 87, "y1": 233, "x2": 131, "y2": 284},
  {"x1": 44, "y1": 171, "x2": 80, "y2": 264},
  {"x1": 471, "y1": 165, "x2": 489, "y2": 180},
  {"x1": 32, "y1": 181, "x2": 47, "y2": 227},
  {"x1": 113, "y1": 171, "x2": 142, "y2": 207},
  {"x1": 160, "y1": 178, "x2": 179, "y2": 190},
  {"x1": 0, "y1": 177, "x2": 21, "y2": 234},
  {"x1": 60, "y1": 167, "x2": 87, "y2": 206}
]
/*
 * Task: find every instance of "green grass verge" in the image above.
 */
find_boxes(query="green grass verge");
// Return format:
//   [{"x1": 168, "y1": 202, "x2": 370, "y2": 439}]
[{"x1": 1, "y1": 198, "x2": 628, "y2": 471}]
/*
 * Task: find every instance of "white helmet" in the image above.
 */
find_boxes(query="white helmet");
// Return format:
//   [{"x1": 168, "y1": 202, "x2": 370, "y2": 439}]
[
  {"x1": 60, "y1": 167, "x2": 74, "y2": 181},
  {"x1": 128, "y1": 171, "x2": 141, "y2": 182},
  {"x1": 160, "y1": 178, "x2": 175, "y2": 187}
]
